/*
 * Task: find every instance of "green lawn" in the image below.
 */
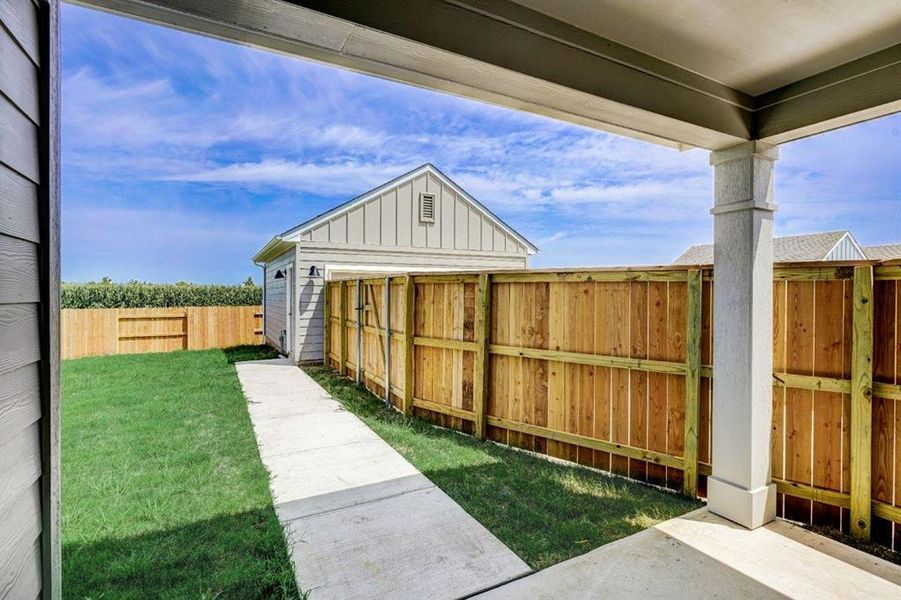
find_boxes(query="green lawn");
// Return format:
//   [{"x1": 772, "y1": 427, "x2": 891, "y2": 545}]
[
  {"x1": 62, "y1": 346, "x2": 300, "y2": 599},
  {"x1": 304, "y1": 366, "x2": 701, "y2": 570}
]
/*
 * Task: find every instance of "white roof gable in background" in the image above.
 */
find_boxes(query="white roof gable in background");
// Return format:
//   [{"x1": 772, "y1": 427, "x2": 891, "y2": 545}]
[{"x1": 673, "y1": 231, "x2": 869, "y2": 264}]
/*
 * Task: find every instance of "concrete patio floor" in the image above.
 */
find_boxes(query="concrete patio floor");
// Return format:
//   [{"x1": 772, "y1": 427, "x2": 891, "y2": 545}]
[
  {"x1": 474, "y1": 508, "x2": 901, "y2": 599},
  {"x1": 235, "y1": 358, "x2": 530, "y2": 600}
]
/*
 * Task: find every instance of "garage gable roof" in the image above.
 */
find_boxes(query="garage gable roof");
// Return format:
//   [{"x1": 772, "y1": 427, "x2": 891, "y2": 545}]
[
  {"x1": 673, "y1": 230, "x2": 866, "y2": 265},
  {"x1": 278, "y1": 163, "x2": 538, "y2": 253}
]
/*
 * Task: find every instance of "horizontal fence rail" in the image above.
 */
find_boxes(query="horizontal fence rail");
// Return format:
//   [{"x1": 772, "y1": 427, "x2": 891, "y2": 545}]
[
  {"x1": 324, "y1": 261, "x2": 901, "y2": 549},
  {"x1": 61, "y1": 306, "x2": 263, "y2": 359}
]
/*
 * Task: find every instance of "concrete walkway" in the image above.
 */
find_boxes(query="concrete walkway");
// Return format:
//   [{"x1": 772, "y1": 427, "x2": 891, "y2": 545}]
[
  {"x1": 474, "y1": 508, "x2": 901, "y2": 599},
  {"x1": 236, "y1": 358, "x2": 530, "y2": 600}
]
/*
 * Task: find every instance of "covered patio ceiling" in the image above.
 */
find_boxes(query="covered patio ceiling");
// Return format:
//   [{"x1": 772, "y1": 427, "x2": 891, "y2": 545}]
[{"x1": 83, "y1": 0, "x2": 901, "y2": 150}]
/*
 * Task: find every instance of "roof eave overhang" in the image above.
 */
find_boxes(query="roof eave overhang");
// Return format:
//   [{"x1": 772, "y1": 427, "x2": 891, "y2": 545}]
[
  {"x1": 252, "y1": 237, "x2": 295, "y2": 265},
  {"x1": 82, "y1": 0, "x2": 901, "y2": 150}
]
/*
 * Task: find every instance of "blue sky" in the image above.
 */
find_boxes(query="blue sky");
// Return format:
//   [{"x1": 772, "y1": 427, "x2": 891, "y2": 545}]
[{"x1": 61, "y1": 5, "x2": 900, "y2": 284}]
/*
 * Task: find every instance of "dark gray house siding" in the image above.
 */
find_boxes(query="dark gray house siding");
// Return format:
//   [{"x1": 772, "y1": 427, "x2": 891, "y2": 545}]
[{"x1": 0, "y1": 1, "x2": 60, "y2": 598}]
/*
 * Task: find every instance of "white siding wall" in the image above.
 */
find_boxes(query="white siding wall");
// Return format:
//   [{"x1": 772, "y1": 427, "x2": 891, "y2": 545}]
[
  {"x1": 292, "y1": 255, "x2": 326, "y2": 362},
  {"x1": 263, "y1": 248, "x2": 295, "y2": 353}
]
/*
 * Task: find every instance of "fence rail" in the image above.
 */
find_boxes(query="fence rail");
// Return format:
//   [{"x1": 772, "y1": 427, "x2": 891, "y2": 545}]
[
  {"x1": 325, "y1": 261, "x2": 901, "y2": 548},
  {"x1": 62, "y1": 306, "x2": 263, "y2": 359}
]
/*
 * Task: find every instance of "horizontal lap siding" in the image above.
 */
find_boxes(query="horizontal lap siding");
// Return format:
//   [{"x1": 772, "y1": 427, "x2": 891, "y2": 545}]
[
  {"x1": 263, "y1": 248, "x2": 293, "y2": 352},
  {"x1": 0, "y1": 1, "x2": 46, "y2": 597},
  {"x1": 293, "y1": 256, "x2": 325, "y2": 362}
]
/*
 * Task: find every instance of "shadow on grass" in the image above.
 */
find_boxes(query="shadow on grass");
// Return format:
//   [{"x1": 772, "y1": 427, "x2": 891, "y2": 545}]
[
  {"x1": 222, "y1": 345, "x2": 281, "y2": 364},
  {"x1": 304, "y1": 366, "x2": 701, "y2": 570},
  {"x1": 423, "y1": 458, "x2": 700, "y2": 570},
  {"x1": 63, "y1": 509, "x2": 300, "y2": 600}
]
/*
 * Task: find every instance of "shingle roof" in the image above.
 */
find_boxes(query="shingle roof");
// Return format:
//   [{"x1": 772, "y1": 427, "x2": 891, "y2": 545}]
[
  {"x1": 864, "y1": 244, "x2": 901, "y2": 260},
  {"x1": 673, "y1": 231, "x2": 851, "y2": 265}
]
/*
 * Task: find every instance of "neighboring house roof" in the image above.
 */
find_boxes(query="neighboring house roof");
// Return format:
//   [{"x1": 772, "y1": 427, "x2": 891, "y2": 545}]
[
  {"x1": 673, "y1": 230, "x2": 863, "y2": 264},
  {"x1": 253, "y1": 163, "x2": 538, "y2": 263},
  {"x1": 864, "y1": 244, "x2": 901, "y2": 260}
]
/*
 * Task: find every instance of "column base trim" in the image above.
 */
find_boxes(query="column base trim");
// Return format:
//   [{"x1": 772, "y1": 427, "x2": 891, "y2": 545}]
[{"x1": 707, "y1": 477, "x2": 776, "y2": 530}]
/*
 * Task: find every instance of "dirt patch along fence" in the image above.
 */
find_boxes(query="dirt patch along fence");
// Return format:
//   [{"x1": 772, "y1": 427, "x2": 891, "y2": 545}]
[
  {"x1": 324, "y1": 262, "x2": 901, "y2": 547},
  {"x1": 61, "y1": 306, "x2": 263, "y2": 359}
]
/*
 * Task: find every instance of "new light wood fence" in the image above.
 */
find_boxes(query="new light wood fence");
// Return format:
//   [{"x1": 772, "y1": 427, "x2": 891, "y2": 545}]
[
  {"x1": 325, "y1": 263, "x2": 901, "y2": 547},
  {"x1": 62, "y1": 306, "x2": 263, "y2": 359}
]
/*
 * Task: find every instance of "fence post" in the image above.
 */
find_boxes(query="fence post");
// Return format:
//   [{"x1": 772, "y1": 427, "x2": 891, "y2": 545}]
[
  {"x1": 114, "y1": 308, "x2": 120, "y2": 355},
  {"x1": 384, "y1": 276, "x2": 391, "y2": 405},
  {"x1": 356, "y1": 279, "x2": 363, "y2": 385},
  {"x1": 322, "y1": 281, "x2": 330, "y2": 367},
  {"x1": 683, "y1": 268, "x2": 702, "y2": 497},
  {"x1": 403, "y1": 275, "x2": 415, "y2": 417},
  {"x1": 850, "y1": 265, "x2": 874, "y2": 539},
  {"x1": 338, "y1": 281, "x2": 347, "y2": 376},
  {"x1": 473, "y1": 273, "x2": 491, "y2": 439}
]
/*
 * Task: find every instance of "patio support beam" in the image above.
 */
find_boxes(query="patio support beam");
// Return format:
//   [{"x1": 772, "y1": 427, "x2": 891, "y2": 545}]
[
  {"x1": 707, "y1": 140, "x2": 778, "y2": 530},
  {"x1": 756, "y1": 44, "x2": 901, "y2": 144}
]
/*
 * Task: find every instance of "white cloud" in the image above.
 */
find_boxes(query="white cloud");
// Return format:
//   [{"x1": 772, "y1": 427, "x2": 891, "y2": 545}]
[
  {"x1": 160, "y1": 159, "x2": 418, "y2": 195},
  {"x1": 537, "y1": 231, "x2": 567, "y2": 245}
]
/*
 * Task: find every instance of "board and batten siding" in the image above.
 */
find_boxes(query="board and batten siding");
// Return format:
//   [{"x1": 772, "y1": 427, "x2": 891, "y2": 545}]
[
  {"x1": 262, "y1": 247, "x2": 294, "y2": 353},
  {"x1": 0, "y1": 1, "x2": 60, "y2": 599},
  {"x1": 299, "y1": 171, "x2": 528, "y2": 254}
]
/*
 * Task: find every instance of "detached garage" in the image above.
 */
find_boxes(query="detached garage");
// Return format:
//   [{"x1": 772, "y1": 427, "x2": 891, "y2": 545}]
[{"x1": 252, "y1": 163, "x2": 538, "y2": 362}]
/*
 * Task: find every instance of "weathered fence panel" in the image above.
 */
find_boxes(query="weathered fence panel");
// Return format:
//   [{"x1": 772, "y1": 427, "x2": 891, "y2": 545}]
[
  {"x1": 325, "y1": 261, "x2": 901, "y2": 549},
  {"x1": 61, "y1": 306, "x2": 263, "y2": 359}
]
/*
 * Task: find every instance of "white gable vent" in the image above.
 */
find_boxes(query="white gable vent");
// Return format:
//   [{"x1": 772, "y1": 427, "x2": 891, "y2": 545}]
[{"x1": 419, "y1": 192, "x2": 436, "y2": 223}]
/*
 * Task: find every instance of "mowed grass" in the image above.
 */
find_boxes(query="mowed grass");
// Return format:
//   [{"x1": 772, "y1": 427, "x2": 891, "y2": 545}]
[
  {"x1": 61, "y1": 346, "x2": 301, "y2": 599},
  {"x1": 304, "y1": 366, "x2": 701, "y2": 570}
]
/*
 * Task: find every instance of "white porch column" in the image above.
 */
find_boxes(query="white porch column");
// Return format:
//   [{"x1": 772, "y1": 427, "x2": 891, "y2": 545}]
[{"x1": 707, "y1": 141, "x2": 778, "y2": 529}]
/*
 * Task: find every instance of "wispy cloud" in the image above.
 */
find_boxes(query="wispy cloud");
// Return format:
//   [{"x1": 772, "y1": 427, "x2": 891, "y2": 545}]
[{"x1": 160, "y1": 160, "x2": 417, "y2": 195}]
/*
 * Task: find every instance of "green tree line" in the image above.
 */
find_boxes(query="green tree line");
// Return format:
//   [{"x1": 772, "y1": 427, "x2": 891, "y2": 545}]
[{"x1": 62, "y1": 278, "x2": 262, "y2": 309}]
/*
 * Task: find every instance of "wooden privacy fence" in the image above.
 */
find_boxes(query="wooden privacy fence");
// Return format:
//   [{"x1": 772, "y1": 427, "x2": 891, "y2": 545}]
[
  {"x1": 61, "y1": 306, "x2": 263, "y2": 359},
  {"x1": 324, "y1": 262, "x2": 901, "y2": 547}
]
